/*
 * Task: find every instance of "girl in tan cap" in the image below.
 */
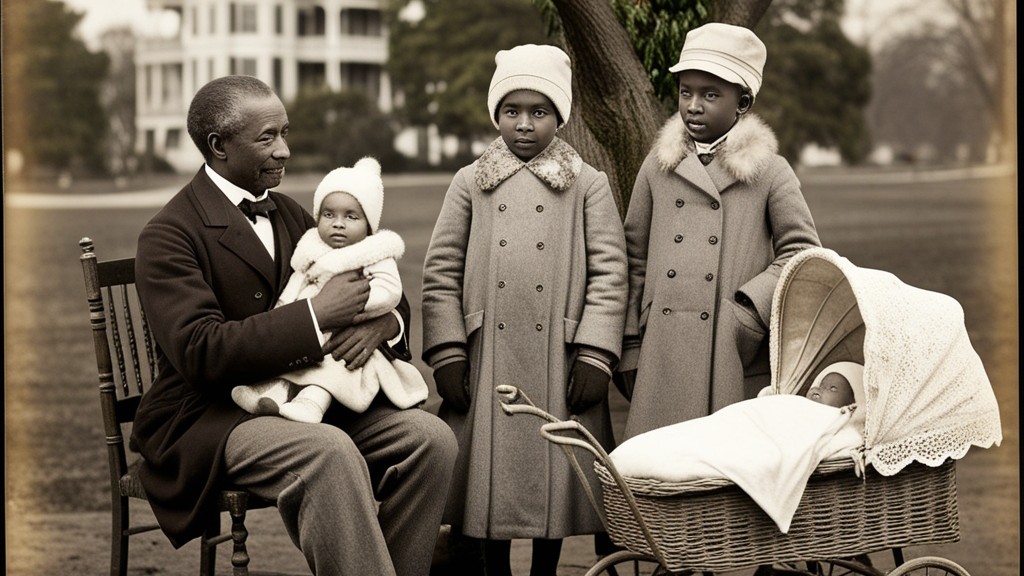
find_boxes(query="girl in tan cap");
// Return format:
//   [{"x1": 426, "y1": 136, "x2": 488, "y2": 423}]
[
  {"x1": 422, "y1": 44, "x2": 628, "y2": 576},
  {"x1": 619, "y1": 23, "x2": 822, "y2": 439}
]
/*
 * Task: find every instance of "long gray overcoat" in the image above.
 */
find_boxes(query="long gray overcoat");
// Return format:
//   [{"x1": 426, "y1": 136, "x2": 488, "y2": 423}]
[
  {"x1": 422, "y1": 137, "x2": 628, "y2": 539},
  {"x1": 621, "y1": 114, "x2": 820, "y2": 439}
]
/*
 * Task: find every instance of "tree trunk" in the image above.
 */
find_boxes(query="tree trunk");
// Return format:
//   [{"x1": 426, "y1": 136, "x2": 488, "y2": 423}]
[
  {"x1": 549, "y1": 0, "x2": 665, "y2": 218},
  {"x1": 711, "y1": 0, "x2": 773, "y2": 27}
]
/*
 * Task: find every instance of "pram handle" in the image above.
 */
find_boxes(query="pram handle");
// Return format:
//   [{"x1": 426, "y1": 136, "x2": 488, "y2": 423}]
[{"x1": 495, "y1": 385, "x2": 670, "y2": 569}]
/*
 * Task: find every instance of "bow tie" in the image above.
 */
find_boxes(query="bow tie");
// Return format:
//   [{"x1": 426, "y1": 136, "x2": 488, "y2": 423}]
[{"x1": 238, "y1": 197, "x2": 277, "y2": 223}]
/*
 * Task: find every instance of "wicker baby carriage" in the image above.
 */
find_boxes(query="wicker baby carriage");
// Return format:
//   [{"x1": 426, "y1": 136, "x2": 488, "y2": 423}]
[{"x1": 497, "y1": 247, "x2": 1002, "y2": 576}]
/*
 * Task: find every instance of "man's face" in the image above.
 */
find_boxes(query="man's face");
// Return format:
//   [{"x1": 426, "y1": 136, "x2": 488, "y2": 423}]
[
  {"x1": 497, "y1": 89, "x2": 558, "y2": 161},
  {"x1": 218, "y1": 95, "x2": 290, "y2": 194},
  {"x1": 317, "y1": 191, "x2": 369, "y2": 249},
  {"x1": 677, "y1": 69, "x2": 745, "y2": 143}
]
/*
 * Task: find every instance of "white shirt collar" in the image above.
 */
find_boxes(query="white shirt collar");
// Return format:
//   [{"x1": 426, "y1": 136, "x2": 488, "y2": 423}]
[
  {"x1": 692, "y1": 129, "x2": 730, "y2": 155},
  {"x1": 204, "y1": 164, "x2": 269, "y2": 205}
]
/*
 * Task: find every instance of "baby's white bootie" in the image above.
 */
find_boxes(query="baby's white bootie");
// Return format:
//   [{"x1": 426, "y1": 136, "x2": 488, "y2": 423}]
[{"x1": 278, "y1": 385, "x2": 332, "y2": 423}]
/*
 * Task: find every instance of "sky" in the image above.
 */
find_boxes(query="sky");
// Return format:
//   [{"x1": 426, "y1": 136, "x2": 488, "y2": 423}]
[{"x1": 66, "y1": 0, "x2": 943, "y2": 53}]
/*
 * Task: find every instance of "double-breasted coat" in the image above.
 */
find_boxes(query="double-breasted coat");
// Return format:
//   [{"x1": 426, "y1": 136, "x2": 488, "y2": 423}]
[
  {"x1": 132, "y1": 167, "x2": 411, "y2": 546},
  {"x1": 422, "y1": 137, "x2": 628, "y2": 539},
  {"x1": 621, "y1": 114, "x2": 820, "y2": 439}
]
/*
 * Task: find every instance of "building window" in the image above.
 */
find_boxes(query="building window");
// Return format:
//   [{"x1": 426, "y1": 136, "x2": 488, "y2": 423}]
[
  {"x1": 275, "y1": 5, "x2": 283, "y2": 35},
  {"x1": 298, "y1": 62, "x2": 326, "y2": 91},
  {"x1": 341, "y1": 9, "x2": 382, "y2": 36},
  {"x1": 297, "y1": 6, "x2": 325, "y2": 36},
  {"x1": 191, "y1": 6, "x2": 198, "y2": 35},
  {"x1": 210, "y1": 5, "x2": 216, "y2": 34},
  {"x1": 230, "y1": 3, "x2": 257, "y2": 33},
  {"x1": 230, "y1": 58, "x2": 257, "y2": 77},
  {"x1": 273, "y1": 58, "x2": 283, "y2": 95},
  {"x1": 342, "y1": 63, "x2": 381, "y2": 101},
  {"x1": 161, "y1": 63, "x2": 183, "y2": 108},
  {"x1": 166, "y1": 128, "x2": 182, "y2": 150}
]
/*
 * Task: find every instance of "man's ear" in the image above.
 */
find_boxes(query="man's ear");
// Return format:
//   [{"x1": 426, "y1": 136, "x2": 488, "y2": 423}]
[
  {"x1": 737, "y1": 93, "x2": 753, "y2": 115},
  {"x1": 208, "y1": 133, "x2": 228, "y2": 161}
]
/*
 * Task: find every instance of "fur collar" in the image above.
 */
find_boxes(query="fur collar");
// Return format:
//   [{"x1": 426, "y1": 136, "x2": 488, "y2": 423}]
[
  {"x1": 291, "y1": 228, "x2": 405, "y2": 286},
  {"x1": 474, "y1": 136, "x2": 583, "y2": 192},
  {"x1": 653, "y1": 113, "x2": 779, "y2": 183}
]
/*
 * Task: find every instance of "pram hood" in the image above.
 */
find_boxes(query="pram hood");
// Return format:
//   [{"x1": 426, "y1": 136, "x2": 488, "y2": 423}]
[{"x1": 769, "y1": 247, "x2": 1002, "y2": 476}]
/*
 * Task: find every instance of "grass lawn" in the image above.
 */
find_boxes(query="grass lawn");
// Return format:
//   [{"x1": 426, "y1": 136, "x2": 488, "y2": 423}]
[{"x1": 4, "y1": 167, "x2": 1018, "y2": 575}]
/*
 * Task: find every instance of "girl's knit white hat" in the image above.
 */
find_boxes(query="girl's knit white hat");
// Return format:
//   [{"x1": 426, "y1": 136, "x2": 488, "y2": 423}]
[
  {"x1": 313, "y1": 157, "x2": 384, "y2": 233},
  {"x1": 487, "y1": 44, "x2": 572, "y2": 129}
]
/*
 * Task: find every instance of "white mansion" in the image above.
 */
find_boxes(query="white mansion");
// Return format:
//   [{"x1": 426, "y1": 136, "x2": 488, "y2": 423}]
[{"x1": 137, "y1": 0, "x2": 392, "y2": 171}]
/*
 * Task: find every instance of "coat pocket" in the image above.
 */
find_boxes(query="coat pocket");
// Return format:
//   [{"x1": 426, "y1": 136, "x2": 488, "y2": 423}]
[
  {"x1": 725, "y1": 299, "x2": 767, "y2": 368},
  {"x1": 463, "y1": 310, "x2": 484, "y2": 337}
]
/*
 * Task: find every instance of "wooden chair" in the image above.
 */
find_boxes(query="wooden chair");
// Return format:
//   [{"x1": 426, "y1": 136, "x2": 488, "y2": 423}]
[{"x1": 79, "y1": 237, "x2": 276, "y2": 576}]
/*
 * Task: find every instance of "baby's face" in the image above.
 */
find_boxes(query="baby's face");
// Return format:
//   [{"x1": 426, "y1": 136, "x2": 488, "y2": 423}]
[
  {"x1": 317, "y1": 191, "x2": 368, "y2": 248},
  {"x1": 806, "y1": 372, "x2": 856, "y2": 408}
]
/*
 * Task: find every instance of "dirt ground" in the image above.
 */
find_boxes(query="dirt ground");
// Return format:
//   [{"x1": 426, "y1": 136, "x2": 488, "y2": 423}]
[{"x1": 5, "y1": 166, "x2": 1018, "y2": 575}]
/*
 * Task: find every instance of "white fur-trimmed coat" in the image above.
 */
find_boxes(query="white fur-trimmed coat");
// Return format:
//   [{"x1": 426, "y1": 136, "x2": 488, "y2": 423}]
[
  {"x1": 621, "y1": 113, "x2": 821, "y2": 439},
  {"x1": 271, "y1": 228, "x2": 427, "y2": 412}
]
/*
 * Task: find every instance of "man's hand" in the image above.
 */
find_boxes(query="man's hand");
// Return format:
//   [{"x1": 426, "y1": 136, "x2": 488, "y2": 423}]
[
  {"x1": 322, "y1": 312, "x2": 399, "y2": 369},
  {"x1": 311, "y1": 270, "x2": 370, "y2": 331}
]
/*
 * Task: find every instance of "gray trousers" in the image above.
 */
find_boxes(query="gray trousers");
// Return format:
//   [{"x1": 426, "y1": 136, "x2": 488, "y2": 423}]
[{"x1": 224, "y1": 396, "x2": 457, "y2": 576}]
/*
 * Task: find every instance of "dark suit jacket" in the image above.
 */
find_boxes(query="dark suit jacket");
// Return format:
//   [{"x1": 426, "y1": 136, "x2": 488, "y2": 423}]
[{"x1": 132, "y1": 167, "x2": 410, "y2": 547}]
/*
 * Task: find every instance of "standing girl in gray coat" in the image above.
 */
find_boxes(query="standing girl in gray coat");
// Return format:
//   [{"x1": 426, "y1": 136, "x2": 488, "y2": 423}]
[
  {"x1": 422, "y1": 44, "x2": 628, "y2": 576},
  {"x1": 619, "y1": 23, "x2": 821, "y2": 440}
]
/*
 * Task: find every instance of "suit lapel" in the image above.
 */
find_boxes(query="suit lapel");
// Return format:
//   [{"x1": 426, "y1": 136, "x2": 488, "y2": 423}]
[
  {"x1": 271, "y1": 210, "x2": 295, "y2": 294},
  {"x1": 189, "y1": 169, "x2": 277, "y2": 287}
]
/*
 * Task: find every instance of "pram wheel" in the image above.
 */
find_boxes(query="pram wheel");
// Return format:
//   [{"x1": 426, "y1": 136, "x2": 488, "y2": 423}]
[
  {"x1": 887, "y1": 557, "x2": 970, "y2": 576},
  {"x1": 760, "y1": 557, "x2": 881, "y2": 576},
  {"x1": 584, "y1": 549, "x2": 679, "y2": 576}
]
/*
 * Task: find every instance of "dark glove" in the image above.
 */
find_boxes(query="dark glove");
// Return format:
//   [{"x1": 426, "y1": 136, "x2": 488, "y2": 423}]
[
  {"x1": 567, "y1": 359, "x2": 611, "y2": 414},
  {"x1": 612, "y1": 370, "x2": 637, "y2": 401},
  {"x1": 433, "y1": 360, "x2": 471, "y2": 412}
]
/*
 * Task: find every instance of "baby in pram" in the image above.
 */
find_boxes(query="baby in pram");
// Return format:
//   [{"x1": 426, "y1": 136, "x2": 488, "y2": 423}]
[{"x1": 608, "y1": 361, "x2": 866, "y2": 533}]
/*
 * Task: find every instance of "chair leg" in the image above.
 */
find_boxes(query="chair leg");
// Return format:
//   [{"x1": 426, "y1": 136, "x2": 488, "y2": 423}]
[
  {"x1": 200, "y1": 515, "x2": 219, "y2": 576},
  {"x1": 226, "y1": 493, "x2": 251, "y2": 576},
  {"x1": 111, "y1": 495, "x2": 129, "y2": 576}
]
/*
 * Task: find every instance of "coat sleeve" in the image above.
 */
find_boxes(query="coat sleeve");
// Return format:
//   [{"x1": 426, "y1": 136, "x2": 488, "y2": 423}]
[
  {"x1": 421, "y1": 168, "x2": 473, "y2": 363},
  {"x1": 135, "y1": 220, "x2": 323, "y2": 391},
  {"x1": 622, "y1": 158, "x2": 655, "y2": 347},
  {"x1": 573, "y1": 170, "x2": 629, "y2": 360},
  {"x1": 737, "y1": 158, "x2": 821, "y2": 327},
  {"x1": 363, "y1": 257, "x2": 403, "y2": 317}
]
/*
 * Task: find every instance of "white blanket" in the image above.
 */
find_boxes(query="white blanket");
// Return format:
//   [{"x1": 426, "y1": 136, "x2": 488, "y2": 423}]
[{"x1": 608, "y1": 395, "x2": 862, "y2": 533}]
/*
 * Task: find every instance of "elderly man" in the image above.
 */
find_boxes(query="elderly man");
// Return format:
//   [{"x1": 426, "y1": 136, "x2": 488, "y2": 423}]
[{"x1": 132, "y1": 75, "x2": 456, "y2": 575}]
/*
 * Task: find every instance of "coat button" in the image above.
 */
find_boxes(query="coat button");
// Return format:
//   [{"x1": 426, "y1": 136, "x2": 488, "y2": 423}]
[
  {"x1": 498, "y1": 280, "x2": 506, "y2": 288},
  {"x1": 499, "y1": 203, "x2": 507, "y2": 212},
  {"x1": 705, "y1": 273, "x2": 714, "y2": 281},
  {"x1": 254, "y1": 291, "x2": 263, "y2": 299},
  {"x1": 535, "y1": 323, "x2": 543, "y2": 331},
  {"x1": 500, "y1": 239, "x2": 507, "y2": 247},
  {"x1": 709, "y1": 236, "x2": 718, "y2": 245},
  {"x1": 536, "y1": 242, "x2": 544, "y2": 250},
  {"x1": 662, "y1": 308, "x2": 671, "y2": 315},
  {"x1": 536, "y1": 205, "x2": 544, "y2": 212},
  {"x1": 498, "y1": 322, "x2": 506, "y2": 330},
  {"x1": 674, "y1": 234, "x2": 683, "y2": 243},
  {"x1": 675, "y1": 198, "x2": 685, "y2": 208},
  {"x1": 700, "y1": 312, "x2": 710, "y2": 320},
  {"x1": 711, "y1": 201, "x2": 720, "y2": 210},
  {"x1": 667, "y1": 269, "x2": 676, "y2": 278},
  {"x1": 536, "y1": 285, "x2": 543, "y2": 292}
]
